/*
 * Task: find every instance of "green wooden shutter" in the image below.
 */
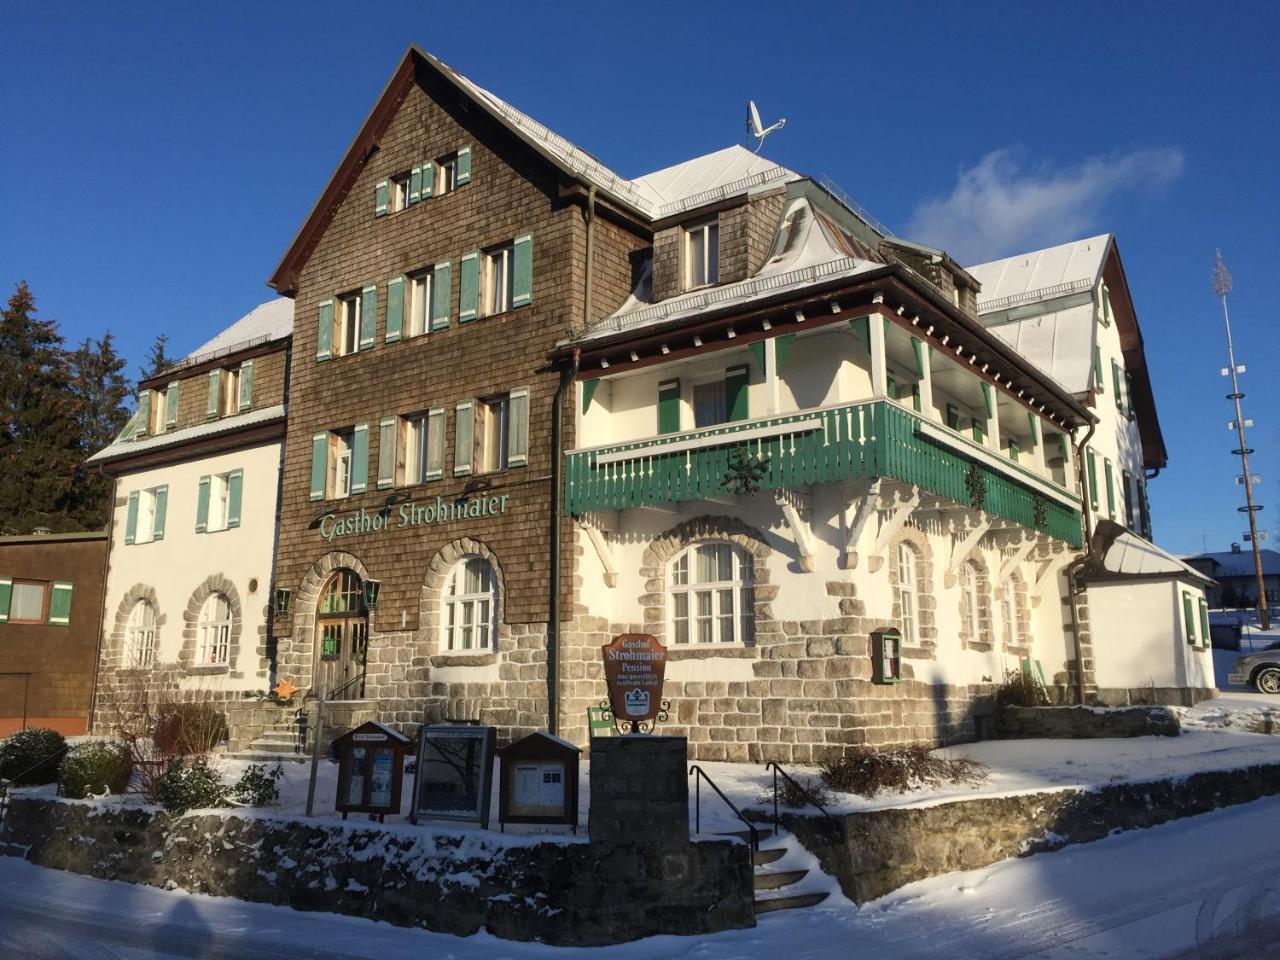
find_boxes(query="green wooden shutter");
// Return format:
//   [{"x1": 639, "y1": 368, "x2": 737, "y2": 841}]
[
  {"x1": 1138, "y1": 479, "x2": 1151, "y2": 538},
  {"x1": 426, "y1": 407, "x2": 445, "y2": 479},
  {"x1": 350, "y1": 423, "x2": 369, "y2": 494},
  {"x1": 1183, "y1": 591, "x2": 1196, "y2": 644},
  {"x1": 385, "y1": 276, "x2": 404, "y2": 343},
  {"x1": 1026, "y1": 411, "x2": 1039, "y2": 448},
  {"x1": 1112, "y1": 360, "x2": 1123, "y2": 411},
  {"x1": 1104, "y1": 458, "x2": 1115, "y2": 518},
  {"x1": 0, "y1": 577, "x2": 11, "y2": 623},
  {"x1": 910, "y1": 337, "x2": 926, "y2": 377},
  {"x1": 886, "y1": 372, "x2": 898, "y2": 400},
  {"x1": 310, "y1": 433, "x2": 328, "y2": 501},
  {"x1": 431, "y1": 260, "x2": 451, "y2": 330},
  {"x1": 421, "y1": 160, "x2": 435, "y2": 198},
  {"x1": 165, "y1": 382, "x2": 180, "y2": 428},
  {"x1": 581, "y1": 378, "x2": 600, "y2": 415},
  {"x1": 512, "y1": 233, "x2": 533, "y2": 308},
  {"x1": 747, "y1": 340, "x2": 765, "y2": 372},
  {"x1": 359, "y1": 285, "x2": 377, "y2": 351},
  {"x1": 850, "y1": 315, "x2": 870, "y2": 352},
  {"x1": 152, "y1": 485, "x2": 168, "y2": 541},
  {"x1": 981, "y1": 381, "x2": 994, "y2": 419},
  {"x1": 508, "y1": 387, "x2": 529, "y2": 466},
  {"x1": 1198, "y1": 599, "x2": 1210, "y2": 647},
  {"x1": 725, "y1": 365, "x2": 749, "y2": 422},
  {"x1": 775, "y1": 333, "x2": 796, "y2": 371},
  {"x1": 226, "y1": 469, "x2": 243, "y2": 528},
  {"x1": 238, "y1": 360, "x2": 254, "y2": 411},
  {"x1": 136, "y1": 391, "x2": 151, "y2": 438},
  {"x1": 1093, "y1": 345, "x2": 1103, "y2": 390},
  {"x1": 454, "y1": 401, "x2": 474, "y2": 475},
  {"x1": 1122, "y1": 470, "x2": 1133, "y2": 527},
  {"x1": 125, "y1": 491, "x2": 139, "y2": 544},
  {"x1": 456, "y1": 145, "x2": 472, "y2": 185},
  {"x1": 971, "y1": 418, "x2": 985, "y2": 443},
  {"x1": 207, "y1": 370, "x2": 220, "y2": 419},
  {"x1": 409, "y1": 165, "x2": 422, "y2": 204},
  {"x1": 1086, "y1": 450, "x2": 1099, "y2": 510},
  {"x1": 196, "y1": 475, "x2": 211, "y2": 533},
  {"x1": 375, "y1": 179, "x2": 389, "y2": 217},
  {"x1": 1125, "y1": 370, "x2": 1135, "y2": 419},
  {"x1": 1008, "y1": 439, "x2": 1020, "y2": 463},
  {"x1": 377, "y1": 417, "x2": 397, "y2": 489},
  {"x1": 657, "y1": 379, "x2": 681, "y2": 434},
  {"x1": 47, "y1": 582, "x2": 74, "y2": 626},
  {"x1": 458, "y1": 251, "x2": 480, "y2": 323},
  {"x1": 946, "y1": 404, "x2": 961, "y2": 430},
  {"x1": 317, "y1": 299, "x2": 334, "y2": 361}
]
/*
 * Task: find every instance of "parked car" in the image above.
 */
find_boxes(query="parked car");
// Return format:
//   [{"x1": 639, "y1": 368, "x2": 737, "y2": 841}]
[{"x1": 1229, "y1": 640, "x2": 1280, "y2": 694}]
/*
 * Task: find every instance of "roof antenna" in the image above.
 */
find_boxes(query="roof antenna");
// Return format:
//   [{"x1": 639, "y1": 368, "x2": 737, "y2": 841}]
[{"x1": 747, "y1": 100, "x2": 786, "y2": 154}]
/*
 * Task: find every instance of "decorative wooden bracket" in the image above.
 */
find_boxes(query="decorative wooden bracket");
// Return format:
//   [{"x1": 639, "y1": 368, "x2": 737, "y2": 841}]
[
  {"x1": 1031, "y1": 544, "x2": 1074, "y2": 606},
  {"x1": 842, "y1": 479, "x2": 882, "y2": 567},
  {"x1": 577, "y1": 517, "x2": 618, "y2": 588},
  {"x1": 775, "y1": 489, "x2": 816, "y2": 573},
  {"x1": 997, "y1": 532, "x2": 1038, "y2": 583},
  {"x1": 870, "y1": 485, "x2": 921, "y2": 571},
  {"x1": 948, "y1": 514, "x2": 992, "y2": 578}
]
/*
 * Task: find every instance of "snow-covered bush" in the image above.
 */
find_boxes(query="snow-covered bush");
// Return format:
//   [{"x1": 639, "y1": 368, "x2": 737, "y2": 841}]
[
  {"x1": 152, "y1": 756, "x2": 227, "y2": 813},
  {"x1": 820, "y1": 744, "x2": 987, "y2": 799},
  {"x1": 995, "y1": 669, "x2": 1050, "y2": 707},
  {"x1": 230, "y1": 763, "x2": 282, "y2": 807},
  {"x1": 758, "y1": 772, "x2": 831, "y2": 809},
  {"x1": 0, "y1": 727, "x2": 67, "y2": 785},
  {"x1": 59, "y1": 740, "x2": 133, "y2": 799}
]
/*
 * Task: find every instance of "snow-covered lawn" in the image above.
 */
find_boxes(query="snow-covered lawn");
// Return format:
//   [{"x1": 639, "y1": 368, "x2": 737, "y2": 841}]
[{"x1": 4, "y1": 795, "x2": 1280, "y2": 959}]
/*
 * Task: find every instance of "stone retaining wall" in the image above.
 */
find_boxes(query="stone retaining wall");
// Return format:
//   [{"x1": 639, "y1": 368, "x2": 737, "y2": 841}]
[
  {"x1": 0, "y1": 798, "x2": 753, "y2": 946},
  {"x1": 985, "y1": 704, "x2": 1181, "y2": 740},
  {"x1": 783, "y1": 762, "x2": 1280, "y2": 904}
]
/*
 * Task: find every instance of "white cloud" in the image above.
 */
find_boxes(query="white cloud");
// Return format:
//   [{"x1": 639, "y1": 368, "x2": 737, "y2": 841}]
[{"x1": 905, "y1": 147, "x2": 1184, "y2": 265}]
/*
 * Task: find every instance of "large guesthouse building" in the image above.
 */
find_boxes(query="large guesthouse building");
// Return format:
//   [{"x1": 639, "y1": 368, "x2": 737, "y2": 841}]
[{"x1": 93, "y1": 47, "x2": 1214, "y2": 760}]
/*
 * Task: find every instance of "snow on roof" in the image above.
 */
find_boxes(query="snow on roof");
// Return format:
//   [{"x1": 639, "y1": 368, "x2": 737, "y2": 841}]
[
  {"x1": 967, "y1": 235, "x2": 1111, "y2": 310},
  {"x1": 984, "y1": 302, "x2": 1095, "y2": 395},
  {"x1": 1096, "y1": 525, "x2": 1215, "y2": 586},
  {"x1": 580, "y1": 196, "x2": 881, "y2": 341},
  {"x1": 186, "y1": 298, "x2": 294, "y2": 359},
  {"x1": 631, "y1": 145, "x2": 800, "y2": 217},
  {"x1": 88, "y1": 404, "x2": 286, "y2": 464},
  {"x1": 1183, "y1": 549, "x2": 1280, "y2": 578}
]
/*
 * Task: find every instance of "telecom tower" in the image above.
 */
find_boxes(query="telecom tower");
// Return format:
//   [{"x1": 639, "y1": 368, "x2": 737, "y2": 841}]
[{"x1": 1212, "y1": 251, "x2": 1270, "y2": 630}]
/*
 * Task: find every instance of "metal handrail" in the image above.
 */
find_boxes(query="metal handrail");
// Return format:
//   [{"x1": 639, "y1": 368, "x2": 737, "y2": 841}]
[
  {"x1": 689, "y1": 764, "x2": 759, "y2": 851},
  {"x1": 325, "y1": 670, "x2": 366, "y2": 702},
  {"x1": 765, "y1": 761, "x2": 840, "y2": 832}
]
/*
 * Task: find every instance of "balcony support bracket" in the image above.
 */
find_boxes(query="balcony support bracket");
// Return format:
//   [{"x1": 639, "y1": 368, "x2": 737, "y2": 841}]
[
  {"x1": 869, "y1": 484, "x2": 920, "y2": 573},
  {"x1": 948, "y1": 514, "x2": 993, "y2": 580},
  {"x1": 775, "y1": 489, "x2": 816, "y2": 573},
  {"x1": 842, "y1": 479, "x2": 882, "y2": 569},
  {"x1": 578, "y1": 517, "x2": 618, "y2": 588},
  {"x1": 1032, "y1": 544, "x2": 1074, "y2": 607},
  {"x1": 997, "y1": 532, "x2": 1039, "y2": 583}
]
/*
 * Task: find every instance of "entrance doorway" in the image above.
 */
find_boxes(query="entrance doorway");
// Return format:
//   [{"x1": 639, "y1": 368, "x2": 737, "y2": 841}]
[{"x1": 315, "y1": 570, "x2": 368, "y2": 699}]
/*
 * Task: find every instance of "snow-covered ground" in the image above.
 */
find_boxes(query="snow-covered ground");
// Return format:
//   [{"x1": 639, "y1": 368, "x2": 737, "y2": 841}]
[{"x1": 4, "y1": 795, "x2": 1280, "y2": 959}]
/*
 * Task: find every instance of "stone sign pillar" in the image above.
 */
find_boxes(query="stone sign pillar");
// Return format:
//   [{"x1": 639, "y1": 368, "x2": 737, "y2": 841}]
[{"x1": 588, "y1": 735, "x2": 688, "y2": 846}]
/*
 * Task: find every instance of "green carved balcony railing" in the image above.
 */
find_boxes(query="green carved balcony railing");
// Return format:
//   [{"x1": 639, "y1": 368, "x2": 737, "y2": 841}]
[{"x1": 564, "y1": 399, "x2": 1083, "y2": 547}]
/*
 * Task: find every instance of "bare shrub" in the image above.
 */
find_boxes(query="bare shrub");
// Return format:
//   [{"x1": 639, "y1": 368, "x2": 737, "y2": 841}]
[
  {"x1": 759, "y1": 772, "x2": 831, "y2": 809},
  {"x1": 820, "y1": 744, "x2": 988, "y2": 799},
  {"x1": 996, "y1": 668, "x2": 1050, "y2": 707},
  {"x1": 153, "y1": 703, "x2": 227, "y2": 756}
]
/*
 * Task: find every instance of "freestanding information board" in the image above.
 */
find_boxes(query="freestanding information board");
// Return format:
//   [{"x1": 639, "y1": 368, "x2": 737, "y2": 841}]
[
  {"x1": 411, "y1": 724, "x2": 497, "y2": 828},
  {"x1": 333, "y1": 721, "x2": 410, "y2": 820},
  {"x1": 497, "y1": 732, "x2": 580, "y2": 831}
]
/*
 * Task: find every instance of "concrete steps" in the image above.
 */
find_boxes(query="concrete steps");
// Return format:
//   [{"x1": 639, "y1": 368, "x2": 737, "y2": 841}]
[
  {"x1": 753, "y1": 891, "x2": 830, "y2": 914},
  {"x1": 715, "y1": 826, "x2": 831, "y2": 916}
]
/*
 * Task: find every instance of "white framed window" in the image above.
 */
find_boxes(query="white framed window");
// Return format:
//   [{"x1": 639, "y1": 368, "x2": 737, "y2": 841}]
[
  {"x1": 669, "y1": 542, "x2": 754, "y2": 645},
  {"x1": 477, "y1": 395, "x2": 511, "y2": 473},
  {"x1": 407, "y1": 269, "x2": 433, "y2": 338},
  {"x1": 436, "y1": 154, "x2": 458, "y2": 195},
  {"x1": 208, "y1": 473, "x2": 231, "y2": 532},
  {"x1": 1001, "y1": 583, "x2": 1018, "y2": 647},
  {"x1": 125, "y1": 600, "x2": 157, "y2": 668},
  {"x1": 220, "y1": 368, "x2": 240, "y2": 417},
  {"x1": 963, "y1": 561, "x2": 981, "y2": 639},
  {"x1": 685, "y1": 220, "x2": 719, "y2": 289},
  {"x1": 897, "y1": 543, "x2": 917, "y2": 647},
  {"x1": 399, "y1": 412, "x2": 443, "y2": 485},
  {"x1": 136, "y1": 489, "x2": 157, "y2": 543},
  {"x1": 336, "y1": 292, "x2": 361, "y2": 357},
  {"x1": 391, "y1": 173, "x2": 411, "y2": 212},
  {"x1": 443, "y1": 557, "x2": 497, "y2": 652},
  {"x1": 9, "y1": 580, "x2": 48, "y2": 624},
  {"x1": 196, "y1": 594, "x2": 232, "y2": 667},
  {"x1": 150, "y1": 389, "x2": 167, "y2": 434},
  {"x1": 331, "y1": 430, "x2": 354, "y2": 499},
  {"x1": 485, "y1": 245, "x2": 514, "y2": 317}
]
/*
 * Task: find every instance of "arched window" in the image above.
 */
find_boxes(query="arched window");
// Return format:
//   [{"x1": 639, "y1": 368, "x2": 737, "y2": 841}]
[
  {"x1": 962, "y1": 561, "x2": 981, "y2": 640},
  {"x1": 126, "y1": 601, "x2": 157, "y2": 668},
  {"x1": 316, "y1": 570, "x2": 367, "y2": 697},
  {"x1": 444, "y1": 557, "x2": 497, "y2": 651},
  {"x1": 669, "y1": 542, "x2": 754, "y2": 645},
  {"x1": 196, "y1": 594, "x2": 232, "y2": 667},
  {"x1": 897, "y1": 542, "x2": 918, "y2": 647}
]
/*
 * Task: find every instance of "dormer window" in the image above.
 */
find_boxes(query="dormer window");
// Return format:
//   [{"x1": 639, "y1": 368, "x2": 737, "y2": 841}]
[{"x1": 685, "y1": 220, "x2": 719, "y2": 289}]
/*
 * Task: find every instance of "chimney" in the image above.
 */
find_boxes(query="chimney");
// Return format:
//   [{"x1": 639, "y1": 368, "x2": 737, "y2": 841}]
[{"x1": 1231, "y1": 542, "x2": 1242, "y2": 554}]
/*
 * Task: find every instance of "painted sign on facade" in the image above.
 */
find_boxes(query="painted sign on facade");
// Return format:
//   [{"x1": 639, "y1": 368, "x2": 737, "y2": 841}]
[
  {"x1": 319, "y1": 494, "x2": 511, "y2": 542},
  {"x1": 602, "y1": 633, "x2": 667, "y2": 728}
]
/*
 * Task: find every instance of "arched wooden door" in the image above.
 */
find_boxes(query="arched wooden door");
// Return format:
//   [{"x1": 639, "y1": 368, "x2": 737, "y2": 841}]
[{"x1": 315, "y1": 570, "x2": 368, "y2": 699}]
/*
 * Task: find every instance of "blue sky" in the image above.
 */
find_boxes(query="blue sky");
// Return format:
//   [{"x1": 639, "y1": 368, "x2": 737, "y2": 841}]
[{"x1": 1, "y1": 1, "x2": 1276, "y2": 555}]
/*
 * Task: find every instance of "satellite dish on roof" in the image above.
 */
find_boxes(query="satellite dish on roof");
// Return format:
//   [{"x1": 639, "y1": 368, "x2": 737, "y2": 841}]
[{"x1": 747, "y1": 100, "x2": 786, "y2": 153}]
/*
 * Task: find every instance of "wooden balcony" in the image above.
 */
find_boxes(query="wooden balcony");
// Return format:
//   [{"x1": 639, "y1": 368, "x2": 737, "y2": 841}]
[{"x1": 564, "y1": 399, "x2": 1083, "y2": 547}]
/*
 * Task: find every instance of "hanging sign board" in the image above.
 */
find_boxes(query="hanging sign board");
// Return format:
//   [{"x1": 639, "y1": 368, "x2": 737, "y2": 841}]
[
  {"x1": 601, "y1": 633, "x2": 667, "y2": 731},
  {"x1": 411, "y1": 724, "x2": 497, "y2": 828}
]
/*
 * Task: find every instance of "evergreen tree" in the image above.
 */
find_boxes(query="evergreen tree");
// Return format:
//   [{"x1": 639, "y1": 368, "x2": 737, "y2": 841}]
[
  {"x1": 68, "y1": 332, "x2": 131, "y2": 528},
  {"x1": 139, "y1": 333, "x2": 172, "y2": 382},
  {"x1": 0, "y1": 282, "x2": 82, "y2": 534}
]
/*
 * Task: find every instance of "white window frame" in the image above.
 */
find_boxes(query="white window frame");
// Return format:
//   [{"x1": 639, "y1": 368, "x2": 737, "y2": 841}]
[
  {"x1": 407, "y1": 269, "x2": 433, "y2": 338},
  {"x1": 400, "y1": 413, "x2": 430, "y2": 486},
  {"x1": 897, "y1": 543, "x2": 917, "y2": 647},
  {"x1": 206, "y1": 472, "x2": 232, "y2": 532},
  {"x1": 135, "y1": 488, "x2": 158, "y2": 544},
  {"x1": 196, "y1": 594, "x2": 232, "y2": 667},
  {"x1": 685, "y1": 220, "x2": 719, "y2": 290},
  {"x1": 476, "y1": 396, "x2": 511, "y2": 474},
  {"x1": 330, "y1": 430, "x2": 353, "y2": 499},
  {"x1": 963, "y1": 562, "x2": 981, "y2": 639},
  {"x1": 391, "y1": 173, "x2": 411, "y2": 212},
  {"x1": 336, "y1": 293, "x2": 361, "y2": 357},
  {"x1": 220, "y1": 367, "x2": 240, "y2": 417},
  {"x1": 8, "y1": 580, "x2": 48, "y2": 624},
  {"x1": 1001, "y1": 580, "x2": 1020, "y2": 647},
  {"x1": 151, "y1": 389, "x2": 167, "y2": 434},
  {"x1": 443, "y1": 557, "x2": 497, "y2": 652},
  {"x1": 669, "y1": 542, "x2": 754, "y2": 646},
  {"x1": 125, "y1": 600, "x2": 157, "y2": 669},
  {"x1": 437, "y1": 155, "x2": 458, "y2": 195},
  {"x1": 485, "y1": 245, "x2": 514, "y2": 317}
]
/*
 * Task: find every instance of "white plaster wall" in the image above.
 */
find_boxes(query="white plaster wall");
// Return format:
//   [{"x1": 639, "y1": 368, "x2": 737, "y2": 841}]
[
  {"x1": 1089, "y1": 579, "x2": 1214, "y2": 691},
  {"x1": 102, "y1": 442, "x2": 282, "y2": 694}
]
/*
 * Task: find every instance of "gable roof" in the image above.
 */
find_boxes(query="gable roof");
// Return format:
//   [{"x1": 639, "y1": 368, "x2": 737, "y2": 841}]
[
  {"x1": 268, "y1": 46, "x2": 800, "y2": 296},
  {"x1": 967, "y1": 234, "x2": 1111, "y2": 311},
  {"x1": 1182, "y1": 549, "x2": 1280, "y2": 579},
  {"x1": 187, "y1": 297, "x2": 293, "y2": 358}
]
